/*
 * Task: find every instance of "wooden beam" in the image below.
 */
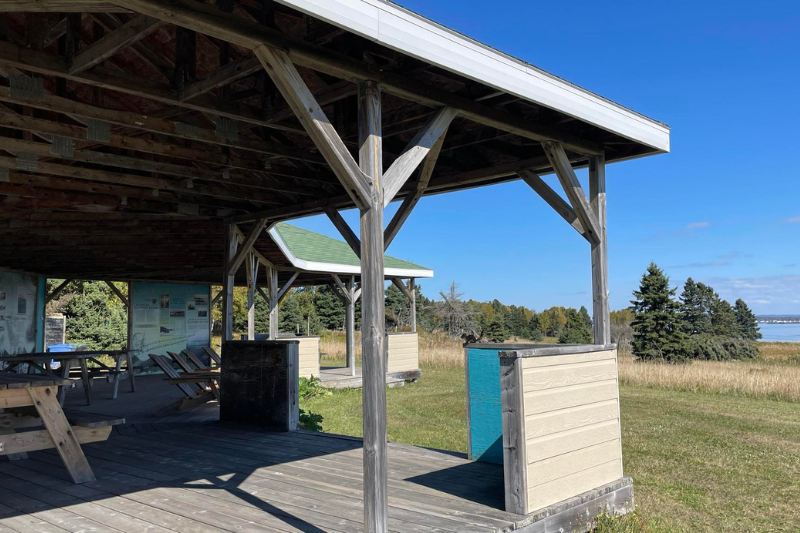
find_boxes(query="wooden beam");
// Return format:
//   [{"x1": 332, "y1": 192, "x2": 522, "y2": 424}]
[
  {"x1": 390, "y1": 278, "x2": 412, "y2": 300},
  {"x1": 0, "y1": 137, "x2": 325, "y2": 196},
  {"x1": 104, "y1": 281, "x2": 129, "y2": 307},
  {"x1": 45, "y1": 279, "x2": 72, "y2": 304},
  {"x1": 183, "y1": 56, "x2": 262, "y2": 101},
  {"x1": 345, "y1": 275, "x2": 356, "y2": 376},
  {"x1": 106, "y1": 0, "x2": 603, "y2": 155},
  {"x1": 409, "y1": 278, "x2": 416, "y2": 333},
  {"x1": 325, "y1": 207, "x2": 361, "y2": 258},
  {"x1": 0, "y1": 40, "x2": 304, "y2": 135},
  {"x1": 246, "y1": 253, "x2": 257, "y2": 339},
  {"x1": 541, "y1": 141, "x2": 601, "y2": 245},
  {"x1": 69, "y1": 16, "x2": 161, "y2": 74},
  {"x1": 384, "y1": 124, "x2": 449, "y2": 248},
  {"x1": 517, "y1": 169, "x2": 586, "y2": 239},
  {"x1": 330, "y1": 274, "x2": 350, "y2": 302},
  {"x1": 0, "y1": 101, "x2": 320, "y2": 165},
  {"x1": 0, "y1": 155, "x2": 280, "y2": 206},
  {"x1": 357, "y1": 80, "x2": 388, "y2": 533},
  {"x1": 382, "y1": 107, "x2": 457, "y2": 207},
  {"x1": 589, "y1": 154, "x2": 610, "y2": 344},
  {"x1": 0, "y1": 2, "x2": 130, "y2": 12},
  {"x1": 227, "y1": 219, "x2": 269, "y2": 276},
  {"x1": 254, "y1": 44, "x2": 372, "y2": 210},
  {"x1": 277, "y1": 271, "x2": 299, "y2": 303}
]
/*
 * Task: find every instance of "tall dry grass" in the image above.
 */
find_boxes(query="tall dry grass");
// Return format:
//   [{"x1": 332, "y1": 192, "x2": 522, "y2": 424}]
[
  {"x1": 618, "y1": 355, "x2": 800, "y2": 403},
  {"x1": 320, "y1": 330, "x2": 800, "y2": 402}
]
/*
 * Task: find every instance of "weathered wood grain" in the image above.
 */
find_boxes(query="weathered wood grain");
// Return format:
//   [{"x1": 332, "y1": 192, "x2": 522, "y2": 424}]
[{"x1": 590, "y1": 154, "x2": 610, "y2": 345}]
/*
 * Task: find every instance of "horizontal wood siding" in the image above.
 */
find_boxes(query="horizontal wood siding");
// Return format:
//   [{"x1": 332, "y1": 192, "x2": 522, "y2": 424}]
[
  {"x1": 297, "y1": 337, "x2": 320, "y2": 378},
  {"x1": 508, "y1": 348, "x2": 623, "y2": 512},
  {"x1": 387, "y1": 333, "x2": 418, "y2": 373}
]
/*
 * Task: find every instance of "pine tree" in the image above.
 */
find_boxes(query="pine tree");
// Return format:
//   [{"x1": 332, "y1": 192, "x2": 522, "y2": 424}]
[
  {"x1": 734, "y1": 298, "x2": 762, "y2": 340},
  {"x1": 710, "y1": 295, "x2": 738, "y2": 337},
  {"x1": 679, "y1": 278, "x2": 713, "y2": 334},
  {"x1": 630, "y1": 263, "x2": 687, "y2": 361},
  {"x1": 528, "y1": 312, "x2": 544, "y2": 341},
  {"x1": 559, "y1": 308, "x2": 593, "y2": 344}
]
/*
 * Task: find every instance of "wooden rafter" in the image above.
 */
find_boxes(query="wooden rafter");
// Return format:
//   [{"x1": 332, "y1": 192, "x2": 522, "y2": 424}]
[
  {"x1": 254, "y1": 44, "x2": 372, "y2": 210},
  {"x1": 69, "y1": 16, "x2": 162, "y2": 74},
  {"x1": 104, "y1": 281, "x2": 130, "y2": 306},
  {"x1": 227, "y1": 219, "x2": 269, "y2": 276},
  {"x1": 182, "y1": 56, "x2": 261, "y2": 101},
  {"x1": 107, "y1": 0, "x2": 603, "y2": 155}
]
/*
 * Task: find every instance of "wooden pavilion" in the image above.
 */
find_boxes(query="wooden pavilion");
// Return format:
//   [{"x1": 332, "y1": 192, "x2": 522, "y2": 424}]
[{"x1": 0, "y1": 1, "x2": 669, "y2": 531}]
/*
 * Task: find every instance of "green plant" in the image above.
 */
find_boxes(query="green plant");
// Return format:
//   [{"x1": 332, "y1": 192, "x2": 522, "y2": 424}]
[
  {"x1": 299, "y1": 376, "x2": 330, "y2": 400},
  {"x1": 299, "y1": 408, "x2": 324, "y2": 431}
]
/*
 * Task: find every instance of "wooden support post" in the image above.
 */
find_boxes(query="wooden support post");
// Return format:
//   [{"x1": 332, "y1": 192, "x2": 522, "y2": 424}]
[
  {"x1": 409, "y1": 279, "x2": 417, "y2": 333},
  {"x1": 346, "y1": 275, "x2": 356, "y2": 376},
  {"x1": 222, "y1": 223, "x2": 238, "y2": 342},
  {"x1": 358, "y1": 80, "x2": 388, "y2": 533},
  {"x1": 246, "y1": 253, "x2": 258, "y2": 340},
  {"x1": 589, "y1": 154, "x2": 610, "y2": 344},
  {"x1": 268, "y1": 267, "x2": 279, "y2": 339}
]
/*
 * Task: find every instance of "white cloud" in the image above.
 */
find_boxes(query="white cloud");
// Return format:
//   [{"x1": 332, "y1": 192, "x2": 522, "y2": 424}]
[
  {"x1": 700, "y1": 275, "x2": 800, "y2": 314},
  {"x1": 685, "y1": 222, "x2": 710, "y2": 229},
  {"x1": 783, "y1": 217, "x2": 800, "y2": 224}
]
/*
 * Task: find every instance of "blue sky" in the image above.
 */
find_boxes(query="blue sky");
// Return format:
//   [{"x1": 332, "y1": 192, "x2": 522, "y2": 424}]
[{"x1": 292, "y1": 0, "x2": 800, "y2": 315}]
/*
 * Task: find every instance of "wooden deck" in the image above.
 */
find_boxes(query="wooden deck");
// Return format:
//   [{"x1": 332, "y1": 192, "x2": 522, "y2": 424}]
[
  {"x1": 1, "y1": 372, "x2": 529, "y2": 532},
  {"x1": 0, "y1": 424, "x2": 534, "y2": 532}
]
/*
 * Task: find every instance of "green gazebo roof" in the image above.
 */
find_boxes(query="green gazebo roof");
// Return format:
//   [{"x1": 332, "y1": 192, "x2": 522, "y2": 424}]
[{"x1": 268, "y1": 223, "x2": 433, "y2": 278}]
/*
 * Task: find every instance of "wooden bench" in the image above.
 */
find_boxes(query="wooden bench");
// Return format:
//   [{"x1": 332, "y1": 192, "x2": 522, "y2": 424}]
[
  {"x1": 149, "y1": 354, "x2": 218, "y2": 414},
  {"x1": 203, "y1": 346, "x2": 222, "y2": 366}
]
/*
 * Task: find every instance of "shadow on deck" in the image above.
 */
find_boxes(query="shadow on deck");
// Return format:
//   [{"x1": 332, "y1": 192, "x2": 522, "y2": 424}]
[{"x1": 1, "y1": 374, "x2": 524, "y2": 532}]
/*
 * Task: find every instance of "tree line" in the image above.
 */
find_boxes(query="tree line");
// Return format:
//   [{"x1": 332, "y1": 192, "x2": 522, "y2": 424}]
[{"x1": 625, "y1": 263, "x2": 761, "y2": 362}]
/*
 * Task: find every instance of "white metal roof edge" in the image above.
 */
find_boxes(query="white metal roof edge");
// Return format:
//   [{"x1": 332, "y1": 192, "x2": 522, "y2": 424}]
[
  {"x1": 276, "y1": 0, "x2": 670, "y2": 153},
  {"x1": 267, "y1": 225, "x2": 435, "y2": 278}
]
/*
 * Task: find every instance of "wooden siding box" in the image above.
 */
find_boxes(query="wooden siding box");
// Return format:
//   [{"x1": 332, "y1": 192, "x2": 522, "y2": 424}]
[
  {"x1": 499, "y1": 344, "x2": 625, "y2": 515},
  {"x1": 387, "y1": 332, "x2": 419, "y2": 375},
  {"x1": 296, "y1": 336, "x2": 320, "y2": 378},
  {"x1": 220, "y1": 340, "x2": 299, "y2": 431}
]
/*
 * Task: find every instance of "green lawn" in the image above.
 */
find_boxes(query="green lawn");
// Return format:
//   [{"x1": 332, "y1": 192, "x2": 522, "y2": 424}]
[{"x1": 305, "y1": 365, "x2": 800, "y2": 532}]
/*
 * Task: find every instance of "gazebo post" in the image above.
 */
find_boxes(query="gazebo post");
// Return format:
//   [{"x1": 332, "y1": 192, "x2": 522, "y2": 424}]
[
  {"x1": 246, "y1": 253, "x2": 258, "y2": 340},
  {"x1": 358, "y1": 80, "x2": 389, "y2": 533},
  {"x1": 268, "y1": 267, "x2": 279, "y2": 339},
  {"x1": 346, "y1": 275, "x2": 357, "y2": 376},
  {"x1": 589, "y1": 154, "x2": 610, "y2": 344},
  {"x1": 222, "y1": 223, "x2": 238, "y2": 342},
  {"x1": 409, "y1": 278, "x2": 417, "y2": 333}
]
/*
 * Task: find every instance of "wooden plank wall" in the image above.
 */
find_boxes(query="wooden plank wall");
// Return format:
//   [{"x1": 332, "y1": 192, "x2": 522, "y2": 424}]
[
  {"x1": 502, "y1": 348, "x2": 623, "y2": 514},
  {"x1": 386, "y1": 332, "x2": 418, "y2": 373},
  {"x1": 297, "y1": 336, "x2": 320, "y2": 378}
]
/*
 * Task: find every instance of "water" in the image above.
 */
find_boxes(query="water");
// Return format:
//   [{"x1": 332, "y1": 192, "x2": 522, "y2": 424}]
[{"x1": 758, "y1": 323, "x2": 800, "y2": 343}]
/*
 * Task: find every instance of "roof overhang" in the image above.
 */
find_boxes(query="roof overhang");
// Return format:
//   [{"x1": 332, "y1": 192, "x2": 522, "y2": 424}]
[
  {"x1": 277, "y1": 0, "x2": 670, "y2": 153},
  {"x1": 268, "y1": 224, "x2": 434, "y2": 279}
]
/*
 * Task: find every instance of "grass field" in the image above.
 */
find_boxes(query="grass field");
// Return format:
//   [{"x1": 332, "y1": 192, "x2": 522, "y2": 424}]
[{"x1": 305, "y1": 334, "x2": 800, "y2": 532}]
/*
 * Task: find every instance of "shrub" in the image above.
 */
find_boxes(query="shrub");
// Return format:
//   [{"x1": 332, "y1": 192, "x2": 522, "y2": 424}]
[
  {"x1": 298, "y1": 376, "x2": 329, "y2": 431},
  {"x1": 683, "y1": 334, "x2": 759, "y2": 361}
]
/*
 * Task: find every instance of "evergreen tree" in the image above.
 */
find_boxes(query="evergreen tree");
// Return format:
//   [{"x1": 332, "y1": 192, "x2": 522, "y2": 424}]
[
  {"x1": 63, "y1": 281, "x2": 127, "y2": 350},
  {"x1": 579, "y1": 306, "x2": 593, "y2": 334},
  {"x1": 559, "y1": 308, "x2": 593, "y2": 344},
  {"x1": 315, "y1": 286, "x2": 345, "y2": 331},
  {"x1": 484, "y1": 312, "x2": 506, "y2": 342},
  {"x1": 528, "y1": 312, "x2": 544, "y2": 341},
  {"x1": 679, "y1": 278, "x2": 713, "y2": 335},
  {"x1": 630, "y1": 263, "x2": 687, "y2": 361},
  {"x1": 710, "y1": 295, "x2": 738, "y2": 337},
  {"x1": 734, "y1": 299, "x2": 761, "y2": 341}
]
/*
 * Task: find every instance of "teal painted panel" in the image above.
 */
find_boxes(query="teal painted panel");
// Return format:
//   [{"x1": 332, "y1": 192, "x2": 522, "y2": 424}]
[{"x1": 467, "y1": 348, "x2": 503, "y2": 464}]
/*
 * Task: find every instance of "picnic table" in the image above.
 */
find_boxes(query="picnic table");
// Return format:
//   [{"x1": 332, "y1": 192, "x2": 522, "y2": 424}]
[
  {"x1": 0, "y1": 373, "x2": 120, "y2": 483},
  {"x1": 0, "y1": 350, "x2": 135, "y2": 406}
]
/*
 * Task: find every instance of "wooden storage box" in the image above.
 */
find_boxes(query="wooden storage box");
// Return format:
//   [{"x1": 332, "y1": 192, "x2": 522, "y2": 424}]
[{"x1": 220, "y1": 340, "x2": 299, "y2": 431}]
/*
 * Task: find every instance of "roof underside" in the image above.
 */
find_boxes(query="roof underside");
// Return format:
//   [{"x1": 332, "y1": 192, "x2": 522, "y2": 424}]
[{"x1": 0, "y1": 0, "x2": 669, "y2": 284}]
